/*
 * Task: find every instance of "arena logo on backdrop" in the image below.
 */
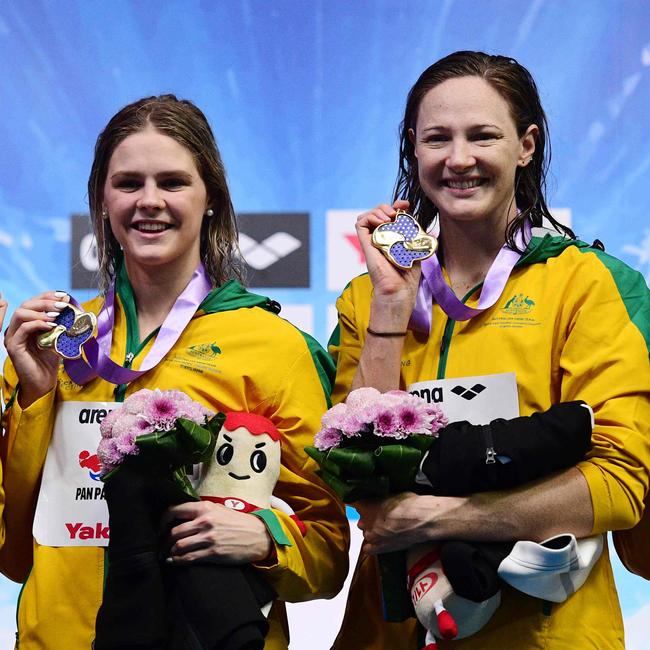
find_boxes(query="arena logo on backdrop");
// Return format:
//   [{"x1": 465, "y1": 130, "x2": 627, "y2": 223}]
[
  {"x1": 238, "y1": 232, "x2": 301, "y2": 270},
  {"x1": 237, "y1": 213, "x2": 310, "y2": 288}
]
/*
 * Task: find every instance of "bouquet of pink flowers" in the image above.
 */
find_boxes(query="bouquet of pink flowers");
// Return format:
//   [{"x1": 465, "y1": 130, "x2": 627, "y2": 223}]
[
  {"x1": 306, "y1": 387, "x2": 448, "y2": 621},
  {"x1": 306, "y1": 387, "x2": 448, "y2": 502},
  {"x1": 98, "y1": 388, "x2": 225, "y2": 495}
]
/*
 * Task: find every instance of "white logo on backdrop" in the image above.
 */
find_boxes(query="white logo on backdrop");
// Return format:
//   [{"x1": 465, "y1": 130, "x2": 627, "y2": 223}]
[{"x1": 238, "y1": 232, "x2": 302, "y2": 270}]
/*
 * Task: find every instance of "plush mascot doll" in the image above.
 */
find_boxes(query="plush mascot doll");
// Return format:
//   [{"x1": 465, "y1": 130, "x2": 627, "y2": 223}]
[
  {"x1": 406, "y1": 401, "x2": 599, "y2": 650},
  {"x1": 95, "y1": 411, "x2": 295, "y2": 650},
  {"x1": 199, "y1": 412, "x2": 281, "y2": 508}
]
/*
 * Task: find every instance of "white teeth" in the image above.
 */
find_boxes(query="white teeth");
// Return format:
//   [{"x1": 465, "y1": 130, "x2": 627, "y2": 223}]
[
  {"x1": 135, "y1": 223, "x2": 168, "y2": 232},
  {"x1": 446, "y1": 179, "x2": 482, "y2": 189}
]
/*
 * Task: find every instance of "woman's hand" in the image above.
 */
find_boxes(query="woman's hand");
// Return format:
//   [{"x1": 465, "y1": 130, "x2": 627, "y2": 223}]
[
  {"x1": 165, "y1": 501, "x2": 273, "y2": 565},
  {"x1": 354, "y1": 493, "x2": 465, "y2": 555},
  {"x1": 4, "y1": 291, "x2": 69, "y2": 408},
  {"x1": 356, "y1": 199, "x2": 422, "y2": 303}
]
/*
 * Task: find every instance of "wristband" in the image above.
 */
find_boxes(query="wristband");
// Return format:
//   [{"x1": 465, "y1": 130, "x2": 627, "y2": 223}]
[{"x1": 367, "y1": 327, "x2": 407, "y2": 337}]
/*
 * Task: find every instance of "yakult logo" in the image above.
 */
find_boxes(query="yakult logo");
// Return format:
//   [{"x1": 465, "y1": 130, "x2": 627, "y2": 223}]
[
  {"x1": 411, "y1": 571, "x2": 438, "y2": 605},
  {"x1": 65, "y1": 522, "x2": 109, "y2": 540}
]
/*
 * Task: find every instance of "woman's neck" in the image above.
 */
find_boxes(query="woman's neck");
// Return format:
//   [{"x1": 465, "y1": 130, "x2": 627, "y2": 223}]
[
  {"x1": 124, "y1": 257, "x2": 199, "y2": 342},
  {"x1": 439, "y1": 209, "x2": 515, "y2": 298}
]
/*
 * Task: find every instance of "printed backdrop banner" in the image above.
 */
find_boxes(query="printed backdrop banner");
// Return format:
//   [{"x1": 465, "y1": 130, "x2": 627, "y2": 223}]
[{"x1": 0, "y1": 2, "x2": 649, "y2": 648}]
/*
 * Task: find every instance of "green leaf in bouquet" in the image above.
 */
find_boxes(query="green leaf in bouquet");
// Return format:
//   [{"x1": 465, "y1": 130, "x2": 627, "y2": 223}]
[
  {"x1": 407, "y1": 434, "x2": 438, "y2": 452},
  {"x1": 304, "y1": 446, "x2": 325, "y2": 466},
  {"x1": 316, "y1": 469, "x2": 391, "y2": 502},
  {"x1": 136, "y1": 418, "x2": 217, "y2": 468},
  {"x1": 373, "y1": 444, "x2": 425, "y2": 492},
  {"x1": 206, "y1": 411, "x2": 226, "y2": 437},
  {"x1": 322, "y1": 446, "x2": 377, "y2": 478},
  {"x1": 315, "y1": 469, "x2": 357, "y2": 501}
]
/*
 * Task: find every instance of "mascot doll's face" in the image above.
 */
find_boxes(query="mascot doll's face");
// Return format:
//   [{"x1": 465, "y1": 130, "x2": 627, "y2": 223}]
[{"x1": 197, "y1": 412, "x2": 281, "y2": 509}]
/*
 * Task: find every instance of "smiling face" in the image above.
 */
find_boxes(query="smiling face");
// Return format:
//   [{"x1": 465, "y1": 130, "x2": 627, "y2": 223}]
[
  {"x1": 102, "y1": 125, "x2": 209, "y2": 279},
  {"x1": 198, "y1": 424, "x2": 281, "y2": 508},
  {"x1": 411, "y1": 76, "x2": 537, "y2": 229}
]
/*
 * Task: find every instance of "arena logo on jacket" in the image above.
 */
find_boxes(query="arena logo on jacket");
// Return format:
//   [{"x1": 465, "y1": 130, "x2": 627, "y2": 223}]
[{"x1": 408, "y1": 373, "x2": 519, "y2": 425}]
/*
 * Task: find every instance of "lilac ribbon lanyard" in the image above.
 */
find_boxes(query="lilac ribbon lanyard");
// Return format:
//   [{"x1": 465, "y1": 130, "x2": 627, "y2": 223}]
[
  {"x1": 409, "y1": 221, "x2": 531, "y2": 332},
  {"x1": 64, "y1": 263, "x2": 213, "y2": 385}
]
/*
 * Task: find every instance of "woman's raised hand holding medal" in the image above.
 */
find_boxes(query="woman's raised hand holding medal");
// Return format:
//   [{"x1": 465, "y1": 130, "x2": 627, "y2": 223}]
[
  {"x1": 356, "y1": 199, "x2": 423, "y2": 305},
  {"x1": 352, "y1": 200, "x2": 423, "y2": 392},
  {"x1": 4, "y1": 290, "x2": 70, "y2": 408}
]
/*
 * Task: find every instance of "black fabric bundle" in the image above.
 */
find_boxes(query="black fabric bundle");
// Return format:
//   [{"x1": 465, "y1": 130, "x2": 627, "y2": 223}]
[{"x1": 94, "y1": 463, "x2": 275, "y2": 650}]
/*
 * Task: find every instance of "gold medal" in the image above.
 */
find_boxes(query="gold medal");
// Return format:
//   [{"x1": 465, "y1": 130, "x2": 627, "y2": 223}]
[
  {"x1": 37, "y1": 304, "x2": 97, "y2": 360},
  {"x1": 371, "y1": 210, "x2": 437, "y2": 269}
]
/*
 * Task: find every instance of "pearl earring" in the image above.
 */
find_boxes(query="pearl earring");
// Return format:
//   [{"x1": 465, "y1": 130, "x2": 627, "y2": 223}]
[
  {"x1": 102, "y1": 209, "x2": 109, "y2": 220},
  {"x1": 205, "y1": 208, "x2": 214, "y2": 217}
]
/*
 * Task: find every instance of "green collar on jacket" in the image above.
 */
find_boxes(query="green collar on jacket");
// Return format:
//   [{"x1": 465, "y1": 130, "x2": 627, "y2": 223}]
[
  {"x1": 115, "y1": 262, "x2": 278, "y2": 356},
  {"x1": 517, "y1": 231, "x2": 591, "y2": 267}
]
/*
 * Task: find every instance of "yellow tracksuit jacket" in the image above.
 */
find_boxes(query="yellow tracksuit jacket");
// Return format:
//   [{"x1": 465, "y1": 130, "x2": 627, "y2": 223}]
[
  {"x1": 329, "y1": 234, "x2": 650, "y2": 649},
  {"x1": 0, "y1": 271, "x2": 349, "y2": 649}
]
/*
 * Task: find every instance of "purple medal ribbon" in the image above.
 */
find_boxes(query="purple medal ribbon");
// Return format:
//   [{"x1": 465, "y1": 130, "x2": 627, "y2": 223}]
[
  {"x1": 64, "y1": 263, "x2": 213, "y2": 385},
  {"x1": 409, "y1": 221, "x2": 531, "y2": 332}
]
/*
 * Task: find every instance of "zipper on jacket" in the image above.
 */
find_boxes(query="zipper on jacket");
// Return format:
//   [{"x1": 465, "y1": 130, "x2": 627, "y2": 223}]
[
  {"x1": 436, "y1": 317, "x2": 456, "y2": 379},
  {"x1": 113, "y1": 332, "x2": 158, "y2": 402},
  {"x1": 435, "y1": 282, "x2": 485, "y2": 380},
  {"x1": 482, "y1": 425, "x2": 497, "y2": 464}
]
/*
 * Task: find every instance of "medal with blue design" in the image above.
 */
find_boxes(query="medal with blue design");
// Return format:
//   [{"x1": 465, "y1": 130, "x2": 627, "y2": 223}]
[{"x1": 371, "y1": 210, "x2": 438, "y2": 269}]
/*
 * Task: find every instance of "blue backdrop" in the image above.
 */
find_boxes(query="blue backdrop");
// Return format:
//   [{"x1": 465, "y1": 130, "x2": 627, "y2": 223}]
[{"x1": 0, "y1": 1, "x2": 649, "y2": 647}]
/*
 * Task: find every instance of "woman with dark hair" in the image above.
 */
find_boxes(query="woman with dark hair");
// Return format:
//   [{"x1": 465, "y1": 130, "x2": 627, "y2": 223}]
[
  {"x1": 1, "y1": 95, "x2": 349, "y2": 649},
  {"x1": 330, "y1": 51, "x2": 650, "y2": 648}
]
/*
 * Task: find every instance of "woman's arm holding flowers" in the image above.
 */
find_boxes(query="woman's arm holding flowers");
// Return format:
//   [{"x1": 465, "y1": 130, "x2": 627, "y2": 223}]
[{"x1": 355, "y1": 468, "x2": 593, "y2": 554}]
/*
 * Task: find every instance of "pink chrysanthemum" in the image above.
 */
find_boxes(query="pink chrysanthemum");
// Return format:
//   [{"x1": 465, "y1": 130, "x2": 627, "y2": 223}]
[
  {"x1": 374, "y1": 409, "x2": 398, "y2": 436},
  {"x1": 99, "y1": 408, "x2": 120, "y2": 439},
  {"x1": 320, "y1": 402, "x2": 349, "y2": 431},
  {"x1": 398, "y1": 402, "x2": 432, "y2": 434},
  {"x1": 123, "y1": 388, "x2": 155, "y2": 415},
  {"x1": 313, "y1": 387, "x2": 449, "y2": 449},
  {"x1": 345, "y1": 387, "x2": 381, "y2": 411},
  {"x1": 97, "y1": 388, "x2": 213, "y2": 474},
  {"x1": 314, "y1": 427, "x2": 343, "y2": 451},
  {"x1": 143, "y1": 390, "x2": 179, "y2": 431}
]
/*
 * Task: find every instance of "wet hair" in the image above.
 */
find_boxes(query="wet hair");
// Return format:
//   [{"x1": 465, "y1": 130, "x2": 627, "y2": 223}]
[
  {"x1": 88, "y1": 94, "x2": 244, "y2": 291},
  {"x1": 394, "y1": 50, "x2": 575, "y2": 249}
]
